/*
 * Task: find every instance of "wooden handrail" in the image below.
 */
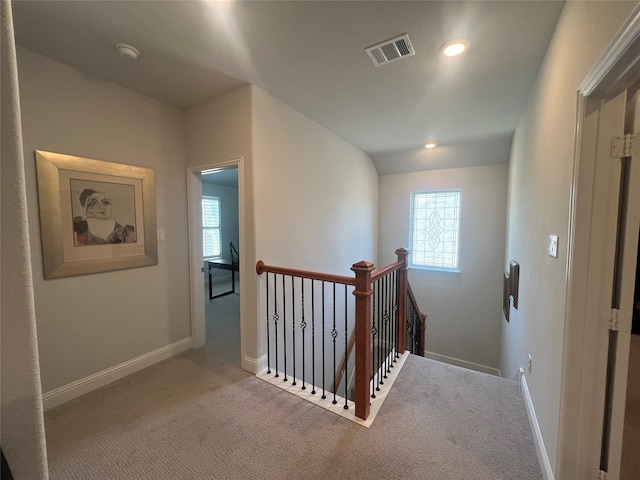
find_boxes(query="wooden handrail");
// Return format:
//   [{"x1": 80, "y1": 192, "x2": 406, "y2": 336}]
[
  {"x1": 370, "y1": 260, "x2": 403, "y2": 282},
  {"x1": 256, "y1": 260, "x2": 355, "y2": 286}
]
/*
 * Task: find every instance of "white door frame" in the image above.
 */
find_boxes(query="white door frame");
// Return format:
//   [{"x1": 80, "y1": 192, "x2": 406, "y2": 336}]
[
  {"x1": 558, "y1": 6, "x2": 640, "y2": 479},
  {"x1": 187, "y1": 157, "x2": 245, "y2": 354}
]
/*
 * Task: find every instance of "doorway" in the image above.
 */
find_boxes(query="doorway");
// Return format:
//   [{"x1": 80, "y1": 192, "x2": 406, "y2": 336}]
[
  {"x1": 187, "y1": 158, "x2": 245, "y2": 368},
  {"x1": 201, "y1": 167, "x2": 241, "y2": 364}
]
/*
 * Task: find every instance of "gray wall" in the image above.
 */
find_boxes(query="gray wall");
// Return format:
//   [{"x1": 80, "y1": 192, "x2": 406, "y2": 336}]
[
  {"x1": 501, "y1": 1, "x2": 638, "y2": 473},
  {"x1": 17, "y1": 47, "x2": 191, "y2": 393},
  {"x1": 379, "y1": 164, "x2": 509, "y2": 373}
]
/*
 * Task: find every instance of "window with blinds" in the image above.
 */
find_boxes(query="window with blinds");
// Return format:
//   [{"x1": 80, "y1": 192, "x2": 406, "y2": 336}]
[
  {"x1": 202, "y1": 196, "x2": 221, "y2": 258},
  {"x1": 409, "y1": 190, "x2": 461, "y2": 272}
]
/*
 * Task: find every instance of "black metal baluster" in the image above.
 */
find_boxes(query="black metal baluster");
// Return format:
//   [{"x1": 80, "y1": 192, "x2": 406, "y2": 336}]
[
  {"x1": 322, "y1": 281, "x2": 326, "y2": 399},
  {"x1": 283, "y1": 274, "x2": 287, "y2": 382},
  {"x1": 292, "y1": 276, "x2": 296, "y2": 386},
  {"x1": 371, "y1": 280, "x2": 377, "y2": 399},
  {"x1": 332, "y1": 282, "x2": 338, "y2": 405},
  {"x1": 387, "y1": 274, "x2": 392, "y2": 372},
  {"x1": 376, "y1": 278, "x2": 382, "y2": 392},
  {"x1": 389, "y1": 272, "x2": 396, "y2": 366},
  {"x1": 266, "y1": 272, "x2": 271, "y2": 374},
  {"x1": 394, "y1": 270, "x2": 399, "y2": 360},
  {"x1": 380, "y1": 275, "x2": 389, "y2": 383},
  {"x1": 393, "y1": 271, "x2": 397, "y2": 357},
  {"x1": 311, "y1": 279, "x2": 316, "y2": 395},
  {"x1": 407, "y1": 302, "x2": 414, "y2": 354},
  {"x1": 406, "y1": 293, "x2": 412, "y2": 353},
  {"x1": 274, "y1": 273, "x2": 279, "y2": 378},
  {"x1": 301, "y1": 278, "x2": 306, "y2": 391},
  {"x1": 406, "y1": 299, "x2": 412, "y2": 353},
  {"x1": 344, "y1": 284, "x2": 348, "y2": 410}
]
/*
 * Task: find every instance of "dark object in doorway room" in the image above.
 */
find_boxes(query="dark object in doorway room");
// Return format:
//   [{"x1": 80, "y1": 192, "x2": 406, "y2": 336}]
[{"x1": 1, "y1": 449, "x2": 15, "y2": 480}]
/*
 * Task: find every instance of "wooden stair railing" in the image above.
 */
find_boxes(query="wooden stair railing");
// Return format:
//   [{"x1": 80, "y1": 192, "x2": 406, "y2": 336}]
[
  {"x1": 257, "y1": 247, "x2": 427, "y2": 421},
  {"x1": 333, "y1": 263, "x2": 427, "y2": 397}
]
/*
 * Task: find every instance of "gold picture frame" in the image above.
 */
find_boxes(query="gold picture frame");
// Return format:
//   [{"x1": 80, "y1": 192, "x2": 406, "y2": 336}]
[{"x1": 35, "y1": 150, "x2": 157, "y2": 279}]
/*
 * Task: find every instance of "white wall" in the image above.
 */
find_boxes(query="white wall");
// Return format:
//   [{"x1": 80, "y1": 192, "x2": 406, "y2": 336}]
[
  {"x1": 502, "y1": 1, "x2": 637, "y2": 473},
  {"x1": 379, "y1": 164, "x2": 508, "y2": 372},
  {"x1": 17, "y1": 48, "x2": 191, "y2": 393},
  {"x1": 251, "y1": 86, "x2": 378, "y2": 274}
]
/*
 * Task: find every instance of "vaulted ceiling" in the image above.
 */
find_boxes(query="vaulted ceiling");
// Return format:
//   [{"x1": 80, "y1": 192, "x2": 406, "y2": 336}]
[{"x1": 11, "y1": 0, "x2": 565, "y2": 173}]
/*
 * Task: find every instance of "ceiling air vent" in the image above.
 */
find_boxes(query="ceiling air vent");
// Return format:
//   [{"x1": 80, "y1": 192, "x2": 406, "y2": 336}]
[{"x1": 365, "y1": 33, "x2": 415, "y2": 67}]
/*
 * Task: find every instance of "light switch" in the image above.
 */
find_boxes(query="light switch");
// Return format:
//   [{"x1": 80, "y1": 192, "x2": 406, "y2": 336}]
[
  {"x1": 157, "y1": 229, "x2": 166, "y2": 242},
  {"x1": 548, "y1": 235, "x2": 558, "y2": 258}
]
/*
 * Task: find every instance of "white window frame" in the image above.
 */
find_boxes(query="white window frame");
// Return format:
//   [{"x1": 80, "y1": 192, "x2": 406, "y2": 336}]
[
  {"x1": 409, "y1": 189, "x2": 461, "y2": 273},
  {"x1": 202, "y1": 196, "x2": 221, "y2": 259}
]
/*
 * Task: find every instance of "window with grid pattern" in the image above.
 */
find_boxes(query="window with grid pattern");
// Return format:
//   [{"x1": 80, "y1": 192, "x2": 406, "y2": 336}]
[
  {"x1": 202, "y1": 196, "x2": 221, "y2": 258},
  {"x1": 409, "y1": 190, "x2": 461, "y2": 272}
]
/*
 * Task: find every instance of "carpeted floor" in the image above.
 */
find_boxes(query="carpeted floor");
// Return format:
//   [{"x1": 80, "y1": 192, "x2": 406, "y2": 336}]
[{"x1": 44, "y1": 290, "x2": 542, "y2": 479}]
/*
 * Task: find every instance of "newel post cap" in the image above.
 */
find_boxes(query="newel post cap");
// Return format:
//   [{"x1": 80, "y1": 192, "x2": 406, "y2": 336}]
[{"x1": 350, "y1": 260, "x2": 375, "y2": 273}]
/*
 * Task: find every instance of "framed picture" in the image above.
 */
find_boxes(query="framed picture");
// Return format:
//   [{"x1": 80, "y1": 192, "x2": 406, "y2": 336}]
[
  {"x1": 510, "y1": 260, "x2": 520, "y2": 309},
  {"x1": 35, "y1": 150, "x2": 157, "y2": 279},
  {"x1": 503, "y1": 271, "x2": 511, "y2": 321}
]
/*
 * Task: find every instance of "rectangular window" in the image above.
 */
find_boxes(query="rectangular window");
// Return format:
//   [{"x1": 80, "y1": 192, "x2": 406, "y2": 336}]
[
  {"x1": 409, "y1": 190, "x2": 461, "y2": 272},
  {"x1": 202, "y1": 196, "x2": 221, "y2": 258}
]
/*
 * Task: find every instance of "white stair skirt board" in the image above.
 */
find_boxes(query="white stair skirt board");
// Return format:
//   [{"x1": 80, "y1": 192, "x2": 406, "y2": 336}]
[
  {"x1": 42, "y1": 337, "x2": 193, "y2": 410},
  {"x1": 425, "y1": 351, "x2": 501, "y2": 377},
  {"x1": 520, "y1": 368, "x2": 554, "y2": 480},
  {"x1": 257, "y1": 350, "x2": 409, "y2": 428}
]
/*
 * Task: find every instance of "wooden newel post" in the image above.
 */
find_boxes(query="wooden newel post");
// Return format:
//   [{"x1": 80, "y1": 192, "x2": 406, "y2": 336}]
[
  {"x1": 395, "y1": 248, "x2": 410, "y2": 355},
  {"x1": 351, "y1": 260, "x2": 375, "y2": 421}
]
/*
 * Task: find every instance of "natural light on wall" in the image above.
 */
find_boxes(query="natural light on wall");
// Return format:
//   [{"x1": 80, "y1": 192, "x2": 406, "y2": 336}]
[{"x1": 410, "y1": 190, "x2": 461, "y2": 272}]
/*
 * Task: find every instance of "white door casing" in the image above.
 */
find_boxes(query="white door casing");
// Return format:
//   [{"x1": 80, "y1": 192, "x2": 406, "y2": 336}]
[
  {"x1": 558, "y1": 6, "x2": 640, "y2": 479},
  {"x1": 604, "y1": 87, "x2": 640, "y2": 480},
  {"x1": 187, "y1": 158, "x2": 245, "y2": 354}
]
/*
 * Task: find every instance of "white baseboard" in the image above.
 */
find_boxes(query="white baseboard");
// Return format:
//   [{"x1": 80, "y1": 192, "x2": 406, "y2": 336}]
[
  {"x1": 519, "y1": 368, "x2": 554, "y2": 480},
  {"x1": 242, "y1": 354, "x2": 267, "y2": 374},
  {"x1": 42, "y1": 337, "x2": 193, "y2": 410},
  {"x1": 424, "y1": 351, "x2": 501, "y2": 377}
]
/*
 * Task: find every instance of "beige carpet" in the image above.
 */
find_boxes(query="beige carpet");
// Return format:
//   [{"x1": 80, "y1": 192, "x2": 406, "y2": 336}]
[{"x1": 44, "y1": 292, "x2": 541, "y2": 479}]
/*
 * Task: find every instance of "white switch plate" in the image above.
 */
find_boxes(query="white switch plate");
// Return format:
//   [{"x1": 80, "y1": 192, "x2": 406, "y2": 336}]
[
  {"x1": 157, "y1": 229, "x2": 165, "y2": 242},
  {"x1": 548, "y1": 235, "x2": 558, "y2": 258}
]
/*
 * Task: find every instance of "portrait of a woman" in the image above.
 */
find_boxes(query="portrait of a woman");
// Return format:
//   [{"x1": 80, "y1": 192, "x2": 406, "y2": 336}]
[{"x1": 73, "y1": 188, "x2": 136, "y2": 245}]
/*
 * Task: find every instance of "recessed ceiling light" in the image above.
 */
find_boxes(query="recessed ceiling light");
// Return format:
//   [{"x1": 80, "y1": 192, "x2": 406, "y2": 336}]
[
  {"x1": 424, "y1": 142, "x2": 437, "y2": 149},
  {"x1": 441, "y1": 39, "x2": 469, "y2": 57}
]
